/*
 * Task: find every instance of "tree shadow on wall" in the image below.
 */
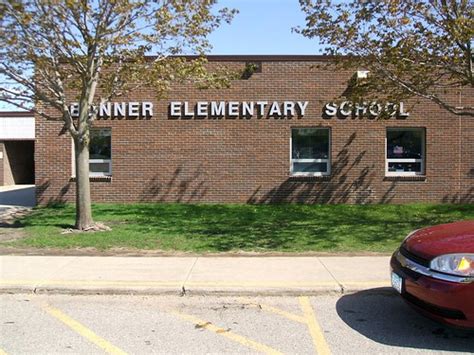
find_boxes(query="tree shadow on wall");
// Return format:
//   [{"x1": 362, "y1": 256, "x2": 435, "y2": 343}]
[
  {"x1": 249, "y1": 133, "x2": 376, "y2": 204},
  {"x1": 379, "y1": 180, "x2": 398, "y2": 204},
  {"x1": 36, "y1": 180, "x2": 70, "y2": 206},
  {"x1": 139, "y1": 164, "x2": 209, "y2": 203},
  {"x1": 442, "y1": 187, "x2": 474, "y2": 204},
  {"x1": 440, "y1": 166, "x2": 474, "y2": 203}
]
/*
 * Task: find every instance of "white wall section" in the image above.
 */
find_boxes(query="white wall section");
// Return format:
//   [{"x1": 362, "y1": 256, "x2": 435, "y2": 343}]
[{"x1": 0, "y1": 116, "x2": 35, "y2": 139}]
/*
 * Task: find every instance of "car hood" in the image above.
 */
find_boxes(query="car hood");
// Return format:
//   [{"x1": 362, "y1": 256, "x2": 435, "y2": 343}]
[{"x1": 404, "y1": 220, "x2": 474, "y2": 261}]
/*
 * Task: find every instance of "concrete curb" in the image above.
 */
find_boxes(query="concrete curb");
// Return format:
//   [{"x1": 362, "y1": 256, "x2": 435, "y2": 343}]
[
  {"x1": 0, "y1": 283, "x2": 392, "y2": 297},
  {"x1": 0, "y1": 255, "x2": 393, "y2": 297}
]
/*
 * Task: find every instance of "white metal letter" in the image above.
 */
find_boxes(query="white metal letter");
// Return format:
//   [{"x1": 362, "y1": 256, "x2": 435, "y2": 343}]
[
  {"x1": 339, "y1": 101, "x2": 352, "y2": 116},
  {"x1": 354, "y1": 102, "x2": 367, "y2": 117},
  {"x1": 255, "y1": 101, "x2": 268, "y2": 116},
  {"x1": 385, "y1": 103, "x2": 397, "y2": 117},
  {"x1": 170, "y1": 102, "x2": 181, "y2": 117},
  {"x1": 242, "y1": 102, "x2": 254, "y2": 116},
  {"x1": 142, "y1": 102, "x2": 153, "y2": 117},
  {"x1": 283, "y1": 101, "x2": 295, "y2": 116},
  {"x1": 368, "y1": 102, "x2": 381, "y2": 116},
  {"x1": 99, "y1": 102, "x2": 111, "y2": 118},
  {"x1": 210, "y1": 101, "x2": 225, "y2": 116},
  {"x1": 128, "y1": 102, "x2": 140, "y2": 117},
  {"x1": 398, "y1": 102, "x2": 410, "y2": 117},
  {"x1": 70, "y1": 103, "x2": 79, "y2": 118},
  {"x1": 228, "y1": 102, "x2": 239, "y2": 116},
  {"x1": 114, "y1": 102, "x2": 126, "y2": 117},
  {"x1": 324, "y1": 103, "x2": 337, "y2": 117},
  {"x1": 268, "y1": 101, "x2": 282, "y2": 116},
  {"x1": 296, "y1": 101, "x2": 309, "y2": 116},
  {"x1": 183, "y1": 101, "x2": 194, "y2": 116},
  {"x1": 196, "y1": 102, "x2": 208, "y2": 116}
]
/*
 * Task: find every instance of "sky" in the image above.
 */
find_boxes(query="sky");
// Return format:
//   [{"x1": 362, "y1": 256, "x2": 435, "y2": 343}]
[
  {"x1": 208, "y1": 0, "x2": 322, "y2": 55},
  {"x1": 0, "y1": 0, "x2": 321, "y2": 111}
]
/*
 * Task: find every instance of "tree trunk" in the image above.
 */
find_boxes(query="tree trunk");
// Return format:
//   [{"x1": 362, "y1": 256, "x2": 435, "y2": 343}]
[{"x1": 74, "y1": 137, "x2": 94, "y2": 230}]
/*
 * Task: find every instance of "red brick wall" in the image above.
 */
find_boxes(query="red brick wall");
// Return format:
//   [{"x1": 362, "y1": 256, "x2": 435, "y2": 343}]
[{"x1": 35, "y1": 57, "x2": 474, "y2": 204}]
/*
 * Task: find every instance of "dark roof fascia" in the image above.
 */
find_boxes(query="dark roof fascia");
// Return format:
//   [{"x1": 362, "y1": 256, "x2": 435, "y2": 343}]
[
  {"x1": 145, "y1": 55, "x2": 347, "y2": 62},
  {"x1": 0, "y1": 111, "x2": 34, "y2": 117}
]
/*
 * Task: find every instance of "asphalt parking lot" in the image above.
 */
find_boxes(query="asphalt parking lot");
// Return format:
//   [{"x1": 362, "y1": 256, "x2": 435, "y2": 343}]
[{"x1": 1, "y1": 290, "x2": 473, "y2": 354}]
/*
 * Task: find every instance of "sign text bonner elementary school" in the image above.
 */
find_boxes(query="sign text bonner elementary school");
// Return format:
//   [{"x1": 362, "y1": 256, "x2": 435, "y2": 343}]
[{"x1": 68, "y1": 100, "x2": 409, "y2": 120}]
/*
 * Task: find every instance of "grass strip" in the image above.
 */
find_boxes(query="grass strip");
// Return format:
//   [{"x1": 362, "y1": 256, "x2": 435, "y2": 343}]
[{"x1": 4, "y1": 203, "x2": 473, "y2": 253}]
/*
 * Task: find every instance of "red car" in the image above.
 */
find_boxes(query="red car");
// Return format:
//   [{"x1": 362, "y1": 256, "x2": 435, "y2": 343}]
[{"x1": 390, "y1": 220, "x2": 474, "y2": 329}]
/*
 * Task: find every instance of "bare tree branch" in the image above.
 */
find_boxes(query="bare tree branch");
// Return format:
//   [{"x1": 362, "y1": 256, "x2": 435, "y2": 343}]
[{"x1": 297, "y1": 0, "x2": 474, "y2": 117}]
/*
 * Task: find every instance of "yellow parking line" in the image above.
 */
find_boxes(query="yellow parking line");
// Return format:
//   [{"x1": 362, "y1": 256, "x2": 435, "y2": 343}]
[
  {"x1": 299, "y1": 297, "x2": 331, "y2": 355},
  {"x1": 238, "y1": 298, "x2": 306, "y2": 324},
  {"x1": 171, "y1": 310, "x2": 283, "y2": 355},
  {"x1": 41, "y1": 304, "x2": 127, "y2": 355}
]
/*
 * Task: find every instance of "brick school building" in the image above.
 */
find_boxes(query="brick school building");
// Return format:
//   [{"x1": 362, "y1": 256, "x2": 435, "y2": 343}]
[{"x1": 35, "y1": 56, "x2": 473, "y2": 205}]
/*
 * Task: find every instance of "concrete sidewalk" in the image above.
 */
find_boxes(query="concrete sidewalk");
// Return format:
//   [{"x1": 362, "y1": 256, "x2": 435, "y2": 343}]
[{"x1": 0, "y1": 255, "x2": 392, "y2": 296}]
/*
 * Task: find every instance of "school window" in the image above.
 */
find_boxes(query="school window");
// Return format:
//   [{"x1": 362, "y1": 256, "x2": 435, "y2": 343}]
[
  {"x1": 291, "y1": 128, "x2": 330, "y2": 176},
  {"x1": 89, "y1": 128, "x2": 112, "y2": 176},
  {"x1": 72, "y1": 128, "x2": 112, "y2": 177},
  {"x1": 386, "y1": 128, "x2": 425, "y2": 176}
]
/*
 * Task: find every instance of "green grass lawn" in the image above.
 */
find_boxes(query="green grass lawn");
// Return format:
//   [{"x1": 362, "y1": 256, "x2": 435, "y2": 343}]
[{"x1": 4, "y1": 203, "x2": 474, "y2": 253}]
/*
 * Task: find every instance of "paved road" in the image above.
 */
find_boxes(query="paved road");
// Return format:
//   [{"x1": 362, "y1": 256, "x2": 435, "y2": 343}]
[
  {"x1": 1, "y1": 291, "x2": 473, "y2": 354},
  {"x1": 0, "y1": 185, "x2": 35, "y2": 207},
  {"x1": 0, "y1": 185, "x2": 35, "y2": 222}
]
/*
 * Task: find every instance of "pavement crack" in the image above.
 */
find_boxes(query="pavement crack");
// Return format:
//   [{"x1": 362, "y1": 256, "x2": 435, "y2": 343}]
[
  {"x1": 181, "y1": 257, "x2": 199, "y2": 294},
  {"x1": 318, "y1": 258, "x2": 344, "y2": 294}
]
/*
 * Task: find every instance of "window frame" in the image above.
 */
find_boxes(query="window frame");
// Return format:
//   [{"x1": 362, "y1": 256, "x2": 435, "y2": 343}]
[
  {"x1": 385, "y1": 127, "x2": 425, "y2": 177},
  {"x1": 89, "y1": 158, "x2": 112, "y2": 177},
  {"x1": 290, "y1": 127, "x2": 331, "y2": 177},
  {"x1": 71, "y1": 128, "x2": 112, "y2": 177}
]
